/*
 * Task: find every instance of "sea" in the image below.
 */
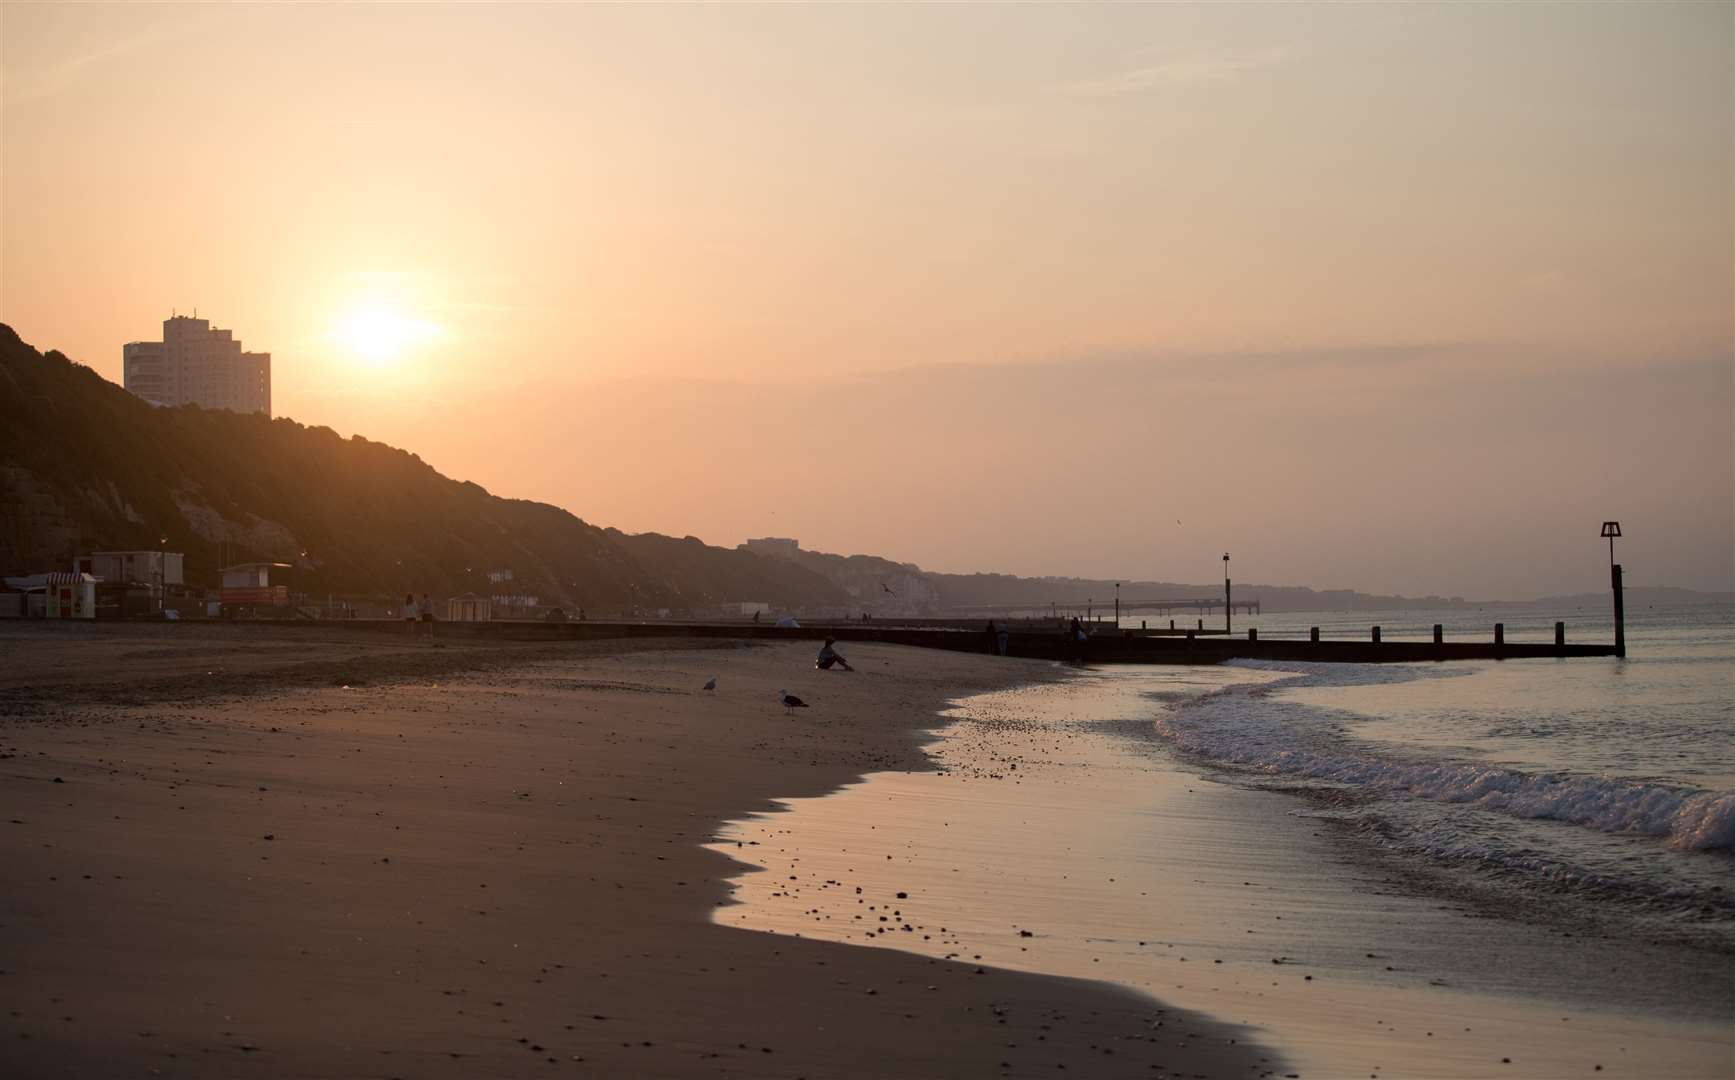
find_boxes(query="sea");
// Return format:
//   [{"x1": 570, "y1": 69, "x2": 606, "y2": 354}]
[{"x1": 1119, "y1": 602, "x2": 1734, "y2": 931}]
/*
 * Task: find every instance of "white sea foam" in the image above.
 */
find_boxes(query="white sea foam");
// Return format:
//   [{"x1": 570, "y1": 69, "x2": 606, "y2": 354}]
[{"x1": 1151, "y1": 666, "x2": 1735, "y2": 852}]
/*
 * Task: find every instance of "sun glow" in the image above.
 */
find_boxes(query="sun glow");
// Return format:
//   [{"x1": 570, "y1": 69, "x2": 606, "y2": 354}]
[{"x1": 332, "y1": 307, "x2": 443, "y2": 366}]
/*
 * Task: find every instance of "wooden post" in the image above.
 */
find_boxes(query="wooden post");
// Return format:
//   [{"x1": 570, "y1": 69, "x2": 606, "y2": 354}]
[
  {"x1": 1197, "y1": 617, "x2": 1203, "y2": 631},
  {"x1": 1169, "y1": 618, "x2": 1175, "y2": 630},
  {"x1": 1310, "y1": 626, "x2": 1319, "y2": 642},
  {"x1": 1248, "y1": 627, "x2": 1258, "y2": 642},
  {"x1": 1555, "y1": 621, "x2": 1565, "y2": 647},
  {"x1": 1433, "y1": 624, "x2": 1443, "y2": 645},
  {"x1": 1494, "y1": 623, "x2": 1504, "y2": 646},
  {"x1": 1612, "y1": 564, "x2": 1626, "y2": 658},
  {"x1": 1372, "y1": 625, "x2": 1381, "y2": 643}
]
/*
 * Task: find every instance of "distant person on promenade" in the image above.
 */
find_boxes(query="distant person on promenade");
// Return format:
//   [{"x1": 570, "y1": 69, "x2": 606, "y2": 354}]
[
  {"x1": 997, "y1": 622, "x2": 1011, "y2": 656},
  {"x1": 984, "y1": 620, "x2": 999, "y2": 654},
  {"x1": 421, "y1": 593, "x2": 435, "y2": 637},
  {"x1": 403, "y1": 593, "x2": 419, "y2": 634},
  {"x1": 816, "y1": 638, "x2": 855, "y2": 671}
]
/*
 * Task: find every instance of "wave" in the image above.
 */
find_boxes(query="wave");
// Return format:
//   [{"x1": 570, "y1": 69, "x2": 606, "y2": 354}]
[{"x1": 1148, "y1": 665, "x2": 1735, "y2": 852}]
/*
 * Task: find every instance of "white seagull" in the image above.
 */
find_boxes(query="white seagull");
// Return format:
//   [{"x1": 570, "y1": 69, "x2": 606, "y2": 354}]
[
  {"x1": 777, "y1": 689, "x2": 810, "y2": 716},
  {"x1": 703, "y1": 676, "x2": 717, "y2": 691}
]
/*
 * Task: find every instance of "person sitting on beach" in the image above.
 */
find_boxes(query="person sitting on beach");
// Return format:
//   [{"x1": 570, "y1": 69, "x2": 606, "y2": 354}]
[{"x1": 816, "y1": 638, "x2": 855, "y2": 671}]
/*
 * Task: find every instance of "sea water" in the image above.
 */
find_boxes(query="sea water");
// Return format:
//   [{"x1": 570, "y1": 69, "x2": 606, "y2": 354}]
[
  {"x1": 1126, "y1": 603, "x2": 1734, "y2": 940},
  {"x1": 711, "y1": 604, "x2": 1733, "y2": 1075}
]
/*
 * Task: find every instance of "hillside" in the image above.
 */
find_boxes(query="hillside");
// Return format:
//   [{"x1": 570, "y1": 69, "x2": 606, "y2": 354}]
[{"x1": 0, "y1": 325, "x2": 847, "y2": 613}]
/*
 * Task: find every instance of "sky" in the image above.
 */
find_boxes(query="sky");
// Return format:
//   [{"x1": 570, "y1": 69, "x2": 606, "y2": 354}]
[{"x1": 2, "y1": 2, "x2": 1730, "y2": 598}]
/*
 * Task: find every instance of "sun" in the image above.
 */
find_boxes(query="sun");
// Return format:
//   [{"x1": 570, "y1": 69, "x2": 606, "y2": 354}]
[{"x1": 332, "y1": 306, "x2": 442, "y2": 367}]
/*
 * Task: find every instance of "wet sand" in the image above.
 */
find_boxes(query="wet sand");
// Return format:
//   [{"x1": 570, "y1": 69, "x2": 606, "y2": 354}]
[
  {"x1": 715, "y1": 669, "x2": 1732, "y2": 1079},
  {"x1": 0, "y1": 622, "x2": 1277, "y2": 1078}
]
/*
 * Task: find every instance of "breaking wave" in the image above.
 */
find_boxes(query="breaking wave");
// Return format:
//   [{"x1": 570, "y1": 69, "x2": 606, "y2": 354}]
[{"x1": 1149, "y1": 663, "x2": 1735, "y2": 853}]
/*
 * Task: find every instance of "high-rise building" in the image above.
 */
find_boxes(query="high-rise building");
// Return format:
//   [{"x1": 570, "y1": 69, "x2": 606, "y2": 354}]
[
  {"x1": 741, "y1": 537, "x2": 800, "y2": 558},
  {"x1": 123, "y1": 315, "x2": 271, "y2": 415}
]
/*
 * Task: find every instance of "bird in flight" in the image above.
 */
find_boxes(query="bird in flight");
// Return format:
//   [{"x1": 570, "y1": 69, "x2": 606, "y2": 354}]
[
  {"x1": 880, "y1": 582, "x2": 896, "y2": 596},
  {"x1": 703, "y1": 676, "x2": 717, "y2": 691},
  {"x1": 778, "y1": 689, "x2": 809, "y2": 715}
]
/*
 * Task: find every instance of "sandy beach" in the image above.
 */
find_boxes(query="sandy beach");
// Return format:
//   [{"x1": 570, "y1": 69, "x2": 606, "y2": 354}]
[{"x1": 0, "y1": 622, "x2": 1277, "y2": 1079}]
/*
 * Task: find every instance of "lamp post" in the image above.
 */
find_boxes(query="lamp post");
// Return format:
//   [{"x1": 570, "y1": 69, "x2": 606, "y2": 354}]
[
  {"x1": 1601, "y1": 522, "x2": 1624, "y2": 658},
  {"x1": 1223, "y1": 553, "x2": 1231, "y2": 635},
  {"x1": 1114, "y1": 582, "x2": 1120, "y2": 627}
]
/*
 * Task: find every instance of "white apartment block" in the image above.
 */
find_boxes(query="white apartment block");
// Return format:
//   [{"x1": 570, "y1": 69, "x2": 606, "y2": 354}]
[{"x1": 124, "y1": 315, "x2": 271, "y2": 415}]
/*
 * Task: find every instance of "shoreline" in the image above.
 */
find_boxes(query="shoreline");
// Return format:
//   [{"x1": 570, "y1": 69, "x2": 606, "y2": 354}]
[
  {"x1": 715, "y1": 666, "x2": 1732, "y2": 1078},
  {"x1": 0, "y1": 622, "x2": 1279, "y2": 1078}
]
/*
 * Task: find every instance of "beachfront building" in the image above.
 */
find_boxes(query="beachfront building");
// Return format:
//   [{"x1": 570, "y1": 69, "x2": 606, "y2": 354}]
[
  {"x1": 124, "y1": 315, "x2": 271, "y2": 415},
  {"x1": 447, "y1": 593, "x2": 492, "y2": 621},
  {"x1": 76, "y1": 550, "x2": 185, "y2": 612},
  {"x1": 83, "y1": 550, "x2": 184, "y2": 589}
]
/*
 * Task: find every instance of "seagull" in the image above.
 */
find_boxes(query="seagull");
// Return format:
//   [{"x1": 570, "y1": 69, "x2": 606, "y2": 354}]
[
  {"x1": 778, "y1": 689, "x2": 809, "y2": 716},
  {"x1": 703, "y1": 676, "x2": 717, "y2": 691},
  {"x1": 880, "y1": 582, "x2": 896, "y2": 596}
]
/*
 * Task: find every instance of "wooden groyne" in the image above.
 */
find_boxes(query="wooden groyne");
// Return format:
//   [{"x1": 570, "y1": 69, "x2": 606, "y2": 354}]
[{"x1": 249, "y1": 618, "x2": 1620, "y2": 664}]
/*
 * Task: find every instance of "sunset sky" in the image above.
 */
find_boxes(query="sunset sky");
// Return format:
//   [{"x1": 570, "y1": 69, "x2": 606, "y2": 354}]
[{"x1": 3, "y1": 3, "x2": 1730, "y2": 598}]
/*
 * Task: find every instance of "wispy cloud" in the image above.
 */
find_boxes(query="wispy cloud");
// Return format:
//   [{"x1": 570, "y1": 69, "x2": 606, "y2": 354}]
[
  {"x1": 1063, "y1": 43, "x2": 1299, "y2": 98},
  {"x1": 2, "y1": 13, "x2": 222, "y2": 106}
]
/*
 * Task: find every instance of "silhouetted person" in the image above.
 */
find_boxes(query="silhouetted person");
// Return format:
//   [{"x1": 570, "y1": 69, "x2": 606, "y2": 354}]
[
  {"x1": 997, "y1": 622, "x2": 1011, "y2": 656},
  {"x1": 403, "y1": 593, "x2": 418, "y2": 634},
  {"x1": 816, "y1": 638, "x2": 854, "y2": 671},
  {"x1": 421, "y1": 592, "x2": 435, "y2": 637},
  {"x1": 984, "y1": 620, "x2": 999, "y2": 654}
]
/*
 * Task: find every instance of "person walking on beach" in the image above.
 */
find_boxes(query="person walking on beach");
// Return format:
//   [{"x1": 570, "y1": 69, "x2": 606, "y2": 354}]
[
  {"x1": 816, "y1": 638, "x2": 855, "y2": 671},
  {"x1": 403, "y1": 592, "x2": 419, "y2": 634},
  {"x1": 420, "y1": 592, "x2": 435, "y2": 637},
  {"x1": 984, "y1": 620, "x2": 999, "y2": 654},
  {"x1": 997, "y1": 622, "x2": 1011, "y2": 657}
]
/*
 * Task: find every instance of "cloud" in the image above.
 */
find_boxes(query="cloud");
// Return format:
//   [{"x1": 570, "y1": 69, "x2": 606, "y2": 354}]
[
  {"x1": 1063, "y1": 43, "x2": 1298, "y2": 97},
  {"x1": 2, "y1": 13, "x2": 223, "y2": 106}
]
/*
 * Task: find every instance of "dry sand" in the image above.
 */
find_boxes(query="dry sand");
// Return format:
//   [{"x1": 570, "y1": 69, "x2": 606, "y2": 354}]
[{"x1": 0, "y1": 621, "x2": 1278, "y2": 1078}]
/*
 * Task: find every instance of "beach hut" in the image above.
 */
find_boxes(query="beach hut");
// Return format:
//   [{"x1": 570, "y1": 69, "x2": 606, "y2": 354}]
[
  {"x1": 45, "y1": 572, "x2": 97, "y2": 619},
  {"x1": 447, "y1": 593, "x2": 492, "y2": 622},
  {"x1": 219, "y1": 562, "x2": 291, "y2": 609}
]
